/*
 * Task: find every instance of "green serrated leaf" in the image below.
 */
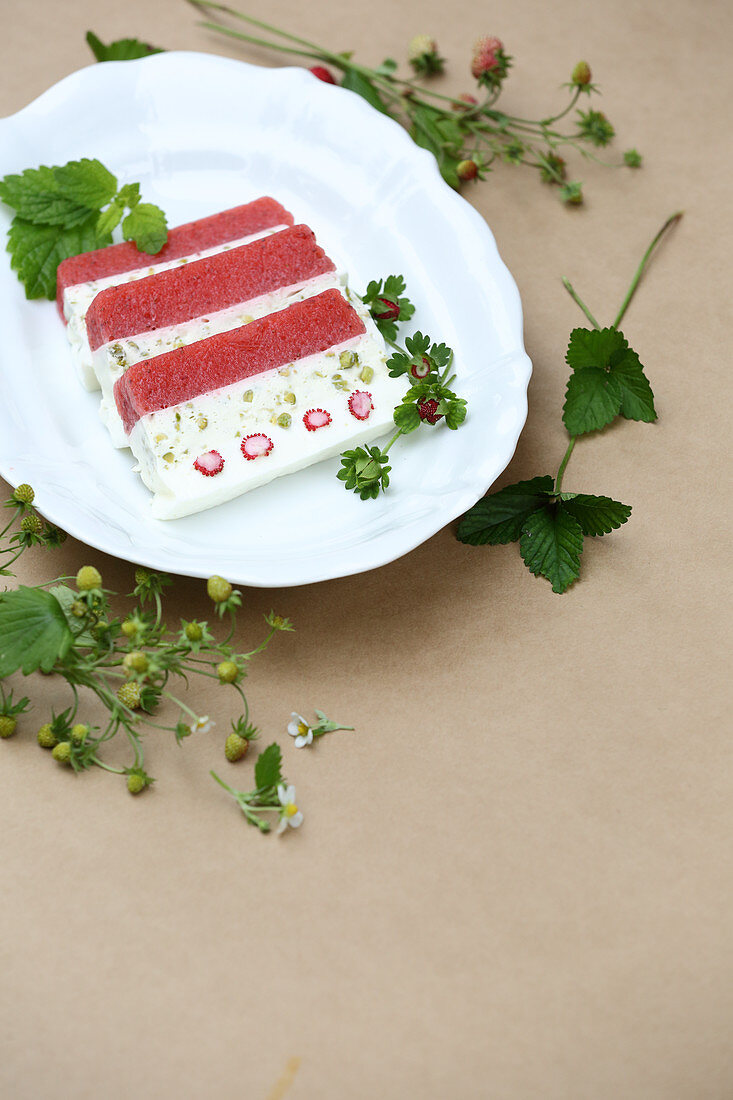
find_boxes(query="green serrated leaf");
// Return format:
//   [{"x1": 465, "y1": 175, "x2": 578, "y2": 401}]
[
  {"x1": 456, "y1": 476, "x2": 555, "y2": 545},
  {"x1": 96, "y1": 202, "x2": 124, "y2": 237},
  {"x1": 393, "y1": 402, "x2": 421, "y2": 433},
  {"x1": 444, "y1": 400, "x2": 467, "y2": 429},
  {"x1": 562, "y1": 367, "x2": 623, "y2": 435},
  {"x1": 86, "y1": 30, "x2": 164, "y2": 62},
  {"x1": 340, "y1": 69, "x2": 391, "y2": 115},
  {"x1": 254, "y1": 743, "x2": 283, "y2": 791},
  {"x1": 53, "y1": 158, "x2": 118, "y2": 211},
  {"x1": 560, "y1": 493, "x2": 632, "y2": 536},
  {"x1": 48, "y1": 584, "x2": 96, "y2": 643},
  {"x1": 519, "y1": 504, "x2": 584, "y2": 593},
  {"x1": 566, "y1": 327, "x2": 627, "y2": 372},
  {"x1": 0, "y1": 165, "x2": 93, "y2": 228},
  {"x1": 122, "y1": 203, "x2": 168, "y2": 254},
  {"x1": 116, "y1": 182, "x2": 141, "y2": 208},
  {"x1": 0, "y1": 587, "x2": 74, "y2": 676},
  {"x1": 7, "y1": 215, "x2": 111, "y2": 299}
]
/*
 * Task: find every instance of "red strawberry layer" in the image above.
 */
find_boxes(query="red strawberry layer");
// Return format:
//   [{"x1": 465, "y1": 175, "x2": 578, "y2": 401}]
[
  {"x1": 85, "y1": 225, "x2": 335, "y2": 351},
  {"x1": 114, "y1": 289, "x2": 366, "y2": 434},
  {"x1": 56, "y1": 197, "x2": 293, "y2": 315}
]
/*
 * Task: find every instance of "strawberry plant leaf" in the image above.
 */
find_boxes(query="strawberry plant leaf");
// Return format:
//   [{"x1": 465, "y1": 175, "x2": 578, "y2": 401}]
[
  {"x1": 0, "y1": 587, "x2": 74, "y2": 676},
  {"x1": 519, "y1": 503, "x2": 584, "y2": 593},
  {"x1": 456, "y1": 476, "x2": 555, "y2": 545}
]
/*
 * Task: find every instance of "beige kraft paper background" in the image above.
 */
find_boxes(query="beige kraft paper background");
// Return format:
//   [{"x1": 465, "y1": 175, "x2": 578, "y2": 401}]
[{"x1": 1, "y1": 0, "x2": 731, "y2": 1097}]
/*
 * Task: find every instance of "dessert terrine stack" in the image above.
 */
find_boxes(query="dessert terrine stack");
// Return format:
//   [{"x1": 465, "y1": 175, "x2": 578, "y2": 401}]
[{"x1": 57, "y1": 197, "x2": 405, "y2": 519}]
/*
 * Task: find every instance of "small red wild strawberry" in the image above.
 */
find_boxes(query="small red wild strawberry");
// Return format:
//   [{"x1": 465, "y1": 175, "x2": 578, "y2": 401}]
[
  {"x1": 452, "y1": 93, "x2": 479, "y2": 110},
  {"x1": 371, "y1": 297, "x2": 400, "y2": 322},
  {"x1": 310, "y1": 66, "x2": 336, "y2": 84},
  {"x1": 418, "y1": 398, "x2": 443, "y2": 425},
  {"x1": 457, "y1": 159, "x2": 479, "y2": 181}
]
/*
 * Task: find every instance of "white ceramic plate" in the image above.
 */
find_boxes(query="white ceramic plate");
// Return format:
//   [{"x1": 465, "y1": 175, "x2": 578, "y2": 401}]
[{"x1": 0, "y1": 52, "x2": 531, "y2": 587}]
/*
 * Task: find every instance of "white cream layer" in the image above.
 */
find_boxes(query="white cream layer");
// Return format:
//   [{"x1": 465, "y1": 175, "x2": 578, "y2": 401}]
[
  {"x1": 128, "y1": 309, "x2": 404, "y2": 520},
  {"x1": 95, "y1": 270, "x2": 345, "y2": 448},
  {"x1": 63, "y1": 224, "x2": 288, "y2": 392}
]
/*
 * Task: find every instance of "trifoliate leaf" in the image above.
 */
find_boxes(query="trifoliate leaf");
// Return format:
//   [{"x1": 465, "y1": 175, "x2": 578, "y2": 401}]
[
  {"x1": 563, "y1": 367, "x2": 623, "y2": 434},
  {"x1": 7, "y1": 215, "x2": 111, "y2": 299},
  {"x1": 340, "y1": 69, "x2": 391, "y2": 115},
  {"x1": 53, "y1": 158, "x2": 118, "y2": 211},
  {"x1": 519, "y1": 503, "x2": 584, "y2": 593},
  {"x1": 559, "y1": 493, "x2": 632, "y2": 536},
  {"x1": 86, "y1": 30, "x2": 164, "y2": 62},
  {"x1": 612, "y1": 349, "x2": 657, "y2": 422},
  {"x1": 254, "y1": 743, "x2": 283, "y2": 791},
  {"x1": 0, "y1": 165, "x2": 95, "y2": 228},
  {"x1": 122, "y1": 203, "x2": 168, "y2": 254},
  {"x1": 0, "y1": 587, "x2": 74, "y2": 675},
  {"x1": 456, "y1": 475, "x2": 554, "y2": 545}
]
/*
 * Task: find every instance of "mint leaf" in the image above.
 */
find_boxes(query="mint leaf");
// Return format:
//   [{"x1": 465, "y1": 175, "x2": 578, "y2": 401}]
[
  {"x1": 456, "y1": 476, "x2": 554, "y2": 545},
  {"x1": 0, "y1": 587, "x2": 74, "y2": 676},
  {"x1": 519, "y1": 504, "x2": 584, "y2": 594},
  {"x1": 612, "y1": 349, "x2": 657, "y2": 422},
  {"x1": 560, "y1": 493, "x2": 632, "y2": 536},
  {"x1": 7, "y1": 216, "x2": 111, "y2": 299},
  {"x1": 53, "y1": 158, "x2": 118, "y2": 211},
  {"x1": 86, "y1": 31, "x2": 164, "y2": 62},
  {"x1": 0, "y1": 166, "x2": 93, "y2": 228},
  {"x1": 565, "y1": 327, "x2": 626, "y2": 371},
  {"x1": 563, "y1": 368, "x2": 623, "y2": 434},
  {"x1": 340, "y1": 69, "x2": 391, "y2": 115},
  {"x1": 254, "y1": 743, "x2": 283, "y2": 791},
  {"x1": 122, "y1": 203, "x2": 168, "y2": 254}
]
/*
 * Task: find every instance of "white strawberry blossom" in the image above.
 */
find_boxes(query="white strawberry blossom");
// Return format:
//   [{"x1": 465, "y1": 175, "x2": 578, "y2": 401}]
[
  {"x1": 277, "y1": 784, "x2": 303, "y2": 833},
  {"x1": 287, "y1": 712, "x2": 313, "y2": 748}
]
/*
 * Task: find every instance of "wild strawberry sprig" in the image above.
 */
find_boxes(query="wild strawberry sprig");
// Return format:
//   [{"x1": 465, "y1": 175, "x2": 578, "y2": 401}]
[
  {"x1": 185, "y1": 1, "x2": 640, "y2": 204},
  {"x1": 0, "y1": 489, "x2": 303, "y2": 816},
  {"x1": 338, "y1": 278, "x2": 467, "y2": 500}
]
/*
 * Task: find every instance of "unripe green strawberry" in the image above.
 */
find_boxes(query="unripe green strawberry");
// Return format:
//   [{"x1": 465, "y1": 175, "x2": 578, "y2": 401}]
[
  {"x1": 123, "y1": 651, "x2": 148, "y2": 674},
  {"x1": 52, "y1": 741, "x2": 72, "y2": 764},
  {"x1": 20, "y1": 514, "x2": 43, "y2": 534},
  {"x1": 121, "y1": 620, "x2": 138, "y2": 638},
  {"x1": 71, "y1": 723, "x2": 88, "y2": 745},
  {"x1": 37, "y1": 723, "x2": 58, "y2": 749},
  {"x1": 12, "y1": 483, "x2": 34, "y2": 505},
  {"x1": 571, "y1": 60, "x2": 591, "y2": 86},
  {"x1": 217, "y1": 660, "x2": 239, "y2": 684},
  {"x1": 127, "y1": 773, "x2": 146, "y2": 795},
  {"x1": 76, "y1": 565, "x2": 102, "y2": 590},
  {"x1": 0, "y1": 716, "x2": 17, "y2": 739},
  {"x1": 207, "y1": 575, "x2": 232, "y2": 603},
  {"x1": 134, "y1": 568, "x2": 151, "y2": 586},
  {"x1": 225, "y1": 732, "x2": 249, "y2": 762},
  {"x1": 71, "y1": 601, "x2": 86, "y2": 618},
  {"x1": 116, "y1": 682, "x2": 141, "y2": 710},
  {"x1": 185, "y1": 621, "x2": 204, "y2": 642}
]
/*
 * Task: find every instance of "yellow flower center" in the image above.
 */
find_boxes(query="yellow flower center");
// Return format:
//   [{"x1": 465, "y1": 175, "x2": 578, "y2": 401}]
[
  {"x1": 284, "y1": 802, "x2": 299, "y2": 818},
  {"x1": 297, "y1": 722, "x2": 309, "y2": 736}
]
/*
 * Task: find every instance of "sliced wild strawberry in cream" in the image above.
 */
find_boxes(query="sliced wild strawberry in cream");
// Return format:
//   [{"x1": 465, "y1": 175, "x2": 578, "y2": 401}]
[
  {"x1": 193, "y1": 450, "x2": 225, "y2": 476},
  {"x1": 303, "y1": 408, "x2": 332, "y2": 431},
  {"x1": 348, "y1": 390, "x2": 374, "y2": 420},
  {"x1": 241, "y1": 434, "x2": 273, "y2": 460}
]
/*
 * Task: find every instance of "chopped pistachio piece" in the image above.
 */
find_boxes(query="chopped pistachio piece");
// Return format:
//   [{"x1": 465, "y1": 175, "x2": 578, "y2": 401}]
[
  {"x1": 339, "y1": 350, "x2": 359, "y2": 370},
  {"x1": 276, "y1": 412, "x2": 292, "y2": 429},
  {"x1": 243, "y1": 390, "x2": 254, "y2": 402},
  {"x1": 284, "y1": 392, "x2": 296, "y2": 404},
  {"x1": 359, "y1": 364, "x2": 374, "y2": 384},
  {"x1": 197, "y1": 416, "x2": 208, "y2": 430}
]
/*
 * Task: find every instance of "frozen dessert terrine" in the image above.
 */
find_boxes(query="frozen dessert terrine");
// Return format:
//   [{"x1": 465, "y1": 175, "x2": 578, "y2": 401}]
[
  {"x1": 113, "y1": 288, "x2": 405, "y2": 519},
  {"x1": 85, "y1": 225, "x2": 344, "y2": 447},
  {"x1": 58, "y1": 197, "x2": 293, "y2": 390}
]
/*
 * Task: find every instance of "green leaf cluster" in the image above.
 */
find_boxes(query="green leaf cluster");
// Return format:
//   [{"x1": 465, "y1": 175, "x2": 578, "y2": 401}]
[
  {"x1": 361, "y1": 274, "x2": 415, "y2": 341},
  {"x1": 563, "y1": 327, "x2": 656, "y2": 435},
  {"x1": 337, "y1": 444, "x2": 392, "y2": 500},
  {"x1": 456, "y1": 476, "x2": 631, "y2": 593},
  {"x1": 0, "y1": 587, "x2": 74, "y2": 675},
  {"x1": 0, "y1": 158, "x2": 168, "y2": 299}
]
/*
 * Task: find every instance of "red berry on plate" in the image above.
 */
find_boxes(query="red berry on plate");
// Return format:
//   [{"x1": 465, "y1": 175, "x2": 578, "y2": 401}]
[
  {"x1": 410, "y1": 356, "x2": 431, "y2": 379},
  {"x1": 371, "y1": 297, "x2": 400, "y2": 322},
  {"x1": 193, "y1": 450, "x2": 225, "y2": 476},
  {"x1": 241, "y1": 434, "x2": 273, "y2": 460},
  {"x1": 310, "y1": 66, "x2": 336, "y2": 84},
  {"x1": 417, "y1": 398, "x2": 443, "y2": 424}
]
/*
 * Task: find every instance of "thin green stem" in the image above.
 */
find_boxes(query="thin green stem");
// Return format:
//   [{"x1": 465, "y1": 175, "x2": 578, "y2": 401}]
[
  {"x1": 613, "y1": 212, "x2": 683, "y2": 329},
  {"x1": 540, "y1": 86, "x2": 581, "y2": 126},
  {"x1": 562, "y1": 277, "x2": 601, "y2": 329},
  {"x1": 555, "y1": 436, "x2": 577, "y2": 493}
]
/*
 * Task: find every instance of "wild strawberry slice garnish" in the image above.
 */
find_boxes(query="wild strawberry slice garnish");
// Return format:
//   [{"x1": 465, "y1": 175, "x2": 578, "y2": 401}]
[
  {"x1": 193, "y1": 450, "x2": 225, "y2": 476},
  {"x1": 348, "y1": 391, "x2": 374, "y2": 421},
  {"x1": 371, "y1": 297, "x2": 400, "y2": 322},
  {"x1": 303, "y1": 408, "x2": 332, "y2": 431},
  {"x1": 417, "y1": 398, "x2": 443, "y2": 424},
  {"x1": 410, "y1": 356, "x2": 431, "y2": 379},
  {"x1": 241, "y1": 434, "x2": 273, "y2": 460}
]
